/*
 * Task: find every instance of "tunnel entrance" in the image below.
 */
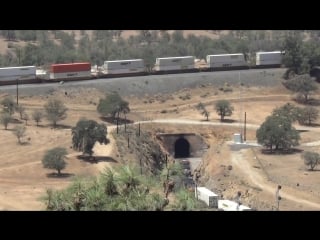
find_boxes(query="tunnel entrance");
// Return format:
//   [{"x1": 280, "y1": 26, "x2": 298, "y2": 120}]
[{"x1": 174, "y1": 138, "x2": 190, "y2": 158}]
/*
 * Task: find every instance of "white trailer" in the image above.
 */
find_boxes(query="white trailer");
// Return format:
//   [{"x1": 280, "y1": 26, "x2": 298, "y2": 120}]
[
  {"x1": 256, "y1": 51, "x2": 282, "y2": 66},
  {"x1": 154, "y1": 56, "x2": 195, "y2": 71},
  {"x1": 206, "y1": 54, "x2": 248, "y2": 68},
  {"x1": 195, "y1": 187, "x2": 218, "y2": 208},
  {"x1": 50, "y1": 71, "x2": 91, "y2": 79},
  {"x1": 218, "y1": 199, "x2": 251, "y2": 211},
  {"x1": 0, "y1": 66, "x2": 36, "y2": 82},
  {"x1": 103, "y1": 59, "x2": 145, "y2": 74}
]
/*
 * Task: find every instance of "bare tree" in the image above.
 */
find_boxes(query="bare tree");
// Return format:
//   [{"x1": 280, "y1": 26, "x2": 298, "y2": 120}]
[{"x1": 12, "y1": 125, "x2": 26, "y2": 144}]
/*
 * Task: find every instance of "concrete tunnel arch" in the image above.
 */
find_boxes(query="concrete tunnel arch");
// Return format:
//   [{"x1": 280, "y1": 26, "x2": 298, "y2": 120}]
[{"x1": 174, "y1": 137, "x2": 190, "y2": 158}]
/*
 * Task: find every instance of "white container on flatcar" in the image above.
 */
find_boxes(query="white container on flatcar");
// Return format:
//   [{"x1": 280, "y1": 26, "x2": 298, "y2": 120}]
[
  {"x1": 0, "y1": 66, "x2": 36, "y2": 82},
  {"x1": 256, "y1": 51, "x2": 282, "y2": 66},
  {"x1": 206, "y1": 54, "x2": 247, "y2": 68},
  {"x1": 154, "y1": 56, "x2": 195, "y2": 71},
  {"x1": 103, "y1": 59, "x2": 145, "y2": 74},
  {"x1": 50, "y1": 71, "x2": 91, "y2": 79},
  {"x1": 195, "y1": 187, "x2": 218, "y2": 208}
]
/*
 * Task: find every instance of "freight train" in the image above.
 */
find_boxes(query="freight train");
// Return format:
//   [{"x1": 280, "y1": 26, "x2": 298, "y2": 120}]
[{"x1": 0, "y1": 51, "x2": 285, "y2": 86}]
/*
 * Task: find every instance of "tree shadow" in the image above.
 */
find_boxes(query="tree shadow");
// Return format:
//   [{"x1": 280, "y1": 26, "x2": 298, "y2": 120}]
[
  {"x1": 299, "y1": 123, "x2": 320, "y2": 127},
  {"x1": 77, "y1": 154, "x2": 118, "y2": 164},
  {"x1": 297, "y1": 129, "x2": 309, "y2": 133},
  {"x1": 306, "y1": 169, "x2": 320, "y2": 172},
  {"x1": 20, "y1": 141, "x2": 31, "y2": 146},
  {"x1": 307, "y1": 99, "x2": 320, "y2": 106},
  {"x1": 261, "y1": 148, "x2": 303, "y2": 155},
  {"x1": 51, "y1": 124, "x2": 73, "y2": 130},
  {"x1": 46, "y1": 172, "x2": 75, "y2": 178},
  {"x1": 221, "y1": 119, "x2": 236, "y2": 123},
  {"x1": 10, "y1": 118, "x2": 24, "y2": 124},
  {"x1": 99, "y1": 116, "x2": 134, "y2": 125}
]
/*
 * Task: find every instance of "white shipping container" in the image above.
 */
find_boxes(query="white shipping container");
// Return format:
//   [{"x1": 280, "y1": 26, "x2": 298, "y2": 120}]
[
  {"x1": 155, "y1": 56, "x2": 195, "y2": 67},
  {"x1": 195, "y1": 187, "x2": 218, "y2": 208},
  {"x1": 103, "y1": 67, "x2": 145, "y2": 74},
  {"x1": 256, "y1": 51, "x2": 282, "y2": 66},
  {"x1": 206, "y1": 54, "x2": 247, "y2": 68},
  {"x1": 50, "y1": 71, "x2": 91, "y2": 79},
  {"x1": 154, "y1": 64, "x2": 194, "y2": 71},
  {"x1": 218, "y1": 200, "x2": 251, "y2": 211},
  {"x1": 0, "y1": 66, "x2": 36, "y2": 81},
  {"x1": 104, "y1": 59, "x2": 144, "y2": 70}
]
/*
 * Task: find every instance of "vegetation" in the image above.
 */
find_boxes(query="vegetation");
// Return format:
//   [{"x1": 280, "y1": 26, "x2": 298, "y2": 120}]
[
  {"x1": 42, "y1": 157, "x2": 202, "y2": 210},
  {"x1": 283, "y1": 74, "x2": 318, "y2": 103},
  {"x1": 43, "y1": 165, "x2": 173, "y2": 211},
  {"x1": 1, "y1": 30, "x2": 320, "y2": 77},
  {"x1": 42, "y1": 147, "x2": 68, "y2": 175},
  {"x1": 215, "y1": 100, "x2": 234, "y2": 122},
  {"x1": 196, "y1": 102, "x2": 210, "y2": 121},
  {"x1": 256, "y1": 114, "x2": 300, "y2": 152},
  {"x1": 0, "y1": 112, "x2": 11, "y2": 130},
  {"x1": 297, "y1": 106, "x2": 319, "y2": 125},
  {"x1": 15, "y1": 105, "x2": 25, "y2": 120},
  {"x1": 71, "y1": 119, "x2": 108, "y2": 156},
  {"x1": 44, "y1": 99, "x2": 68, "y2": 127},
  {"x1": 1, "y1": 97, "x2": 16, "y2": 116},
  {"x1": 12, "y1": 125, "x2": 26, "y2": 144},
  {"x1": 32, "y1": 110, "x2": 43, "y2": 126},
  {"x1": 301, "y1": 151, "x2": 320, "y2": 171},
  {"x1": 97, "y1": 92, "x2": 130, "y2": 122},
  {"x1": 272, "y1": 103, "x2": 300, "y2": 123}
]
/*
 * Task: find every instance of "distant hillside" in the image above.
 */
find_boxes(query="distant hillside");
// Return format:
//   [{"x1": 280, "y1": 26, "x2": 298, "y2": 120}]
[{"x1": 0, "y1": 30, "x2": 229, "y2": 55}]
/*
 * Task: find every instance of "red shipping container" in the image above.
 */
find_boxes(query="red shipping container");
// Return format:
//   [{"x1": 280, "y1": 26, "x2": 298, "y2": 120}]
[{"x1": 50, "y1": 63, "x2": 91, "y2": 73}]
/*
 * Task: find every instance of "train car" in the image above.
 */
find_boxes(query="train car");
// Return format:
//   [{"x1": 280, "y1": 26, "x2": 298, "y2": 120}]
[
  {"x1": 49, "y1": 62, "x2": 92, "y2": 81},
  {"x1": 153, "y1": 56, "x2": 197, "y2": 74},
  {"x1": 255, "y1": 51, "x2": 283, "y2": 68},
  {"x1": 102, "y1": 59, "x2": 145, "y2": 75},
  {"x1": 0, "y1": 66, "x2": 37, "y2": 85},
  {"x1": 206, "y1": 53, "x2": 248, "y2": 71}
]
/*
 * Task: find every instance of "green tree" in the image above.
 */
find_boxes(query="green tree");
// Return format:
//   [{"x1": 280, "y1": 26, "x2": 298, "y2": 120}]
[
  {"x1": 1, "y1": 97, "x2": 16, "y2": 115},
  {"x1": 283, "y1": 74, "x2": 318, "y2": 103},
  {"x1": 272, "y1": 103, "x2": 300, "y2": 123},
  {"x1": 44, "y1": 99, "x2": 68, "y2": 127},
  {"x1": 297, "y1": 106, "x2": 319, "y2": 125},
  {"x1": 282, "y1": 34, "x2": 306, "y2": 75},
  {"x1": 12, "y1": 125, "x2": 26, "y2": 144},
  {"x1": 172, "y1": 189, "x2": 197, "y2": 211},
  {"x1": 302, "y1": 151, "x2": 320, "y2": 171},
  {"x1": 0, "y1": 112, "x2": 12, "y2": 130},
  {"x1": 215, "y1": 100, "x2": 234, "y2": 122},
  {"x1": 42, "y1": 147, "x2": 68, "y2": 175},
  {"x1": 71, "y1": 119, "x2": 108, "y2": 156},
  {"x1": 97, "y1": 92, "x2": 130, "y2": 122},
  {"x1": 196, "y1": 102, "x2": 210, "y2": 121},
  {"x1": 256, "y1": 115, "x2": 300, "y2": 152},
  {"x1": 32, "y1": 110, "x2": 43, "y2": 126}
]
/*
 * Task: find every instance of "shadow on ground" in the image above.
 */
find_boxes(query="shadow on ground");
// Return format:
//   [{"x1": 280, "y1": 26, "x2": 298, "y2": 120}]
[
  {"x1": 77, "y1": 155, "x2": 118, "y2": 164},
  {"x1": 261, "y1": 148, "x2": 303, "y2": 155},
  {"x1": 99, "y1": 116, "x2": 134, "y2": 125},
  {"x1": 46, "y1": 172, "x2": 75, "y2": 178}
]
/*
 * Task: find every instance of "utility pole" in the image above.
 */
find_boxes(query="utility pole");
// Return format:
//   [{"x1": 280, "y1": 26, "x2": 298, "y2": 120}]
[{"x1": 16, "y1": 79, "x2": 19, "y2": 105}]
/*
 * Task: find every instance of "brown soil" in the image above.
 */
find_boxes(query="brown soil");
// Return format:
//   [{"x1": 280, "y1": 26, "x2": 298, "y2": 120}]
[{"x1": 1, "y1": 81, "x2": 320, "y2": 210}]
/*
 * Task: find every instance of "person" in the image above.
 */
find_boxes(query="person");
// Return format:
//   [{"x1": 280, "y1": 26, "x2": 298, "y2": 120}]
[{"x1": 275, "y1": 185, "x2": 282, "y2": 210}]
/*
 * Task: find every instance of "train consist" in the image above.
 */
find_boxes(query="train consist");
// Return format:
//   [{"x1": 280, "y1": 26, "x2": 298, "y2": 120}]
[{"x1": 0, "y1": 51, "x2": 284, "y2": 86}]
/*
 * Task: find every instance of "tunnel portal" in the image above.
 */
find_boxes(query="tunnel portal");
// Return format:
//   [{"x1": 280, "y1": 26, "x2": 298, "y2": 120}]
[{"x1": 174, "y1": 138, "x2": 190, "y2": 158}]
